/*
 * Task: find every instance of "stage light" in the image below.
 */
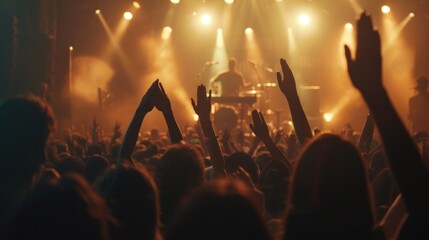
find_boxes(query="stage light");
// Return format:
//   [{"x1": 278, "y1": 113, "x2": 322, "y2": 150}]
[
  {"x1": 298, "y1": 14, "x2": 310, "y2": 26},
  {"x1": 95, "y1": 9, "x2": 101, "y2": 15},
  {"x1": 123, "y1": 11, "x2": 133, "y2": 20},
  {"x1": 245, "y1": 27, "x2": 253, "y2": 34},
  {"x1": 133, "y1": 1, "x2": 141, "y2": 9},
  {"x1": 193, "y1": 114, "x2": 199, "y2": 122},
  {"x1": 225, "y1": 0, "x2": 234, "y2": 4},
  {"x1": 381, "y1": 5, "x2": 391, "y2": 14},
  {"x1": 345, "y1": 23, "x2": 353, "y2": 30},
  {"x1": 409, "y1": 12, "x2": 415, "y2": 18},
  {"x1": 323, "y1": 113, "x2": 334, "y2": 122},
  {"x1": 170, "y1": 0, "x2": 180, "y2": 4},
  {"x1": 201, "y1": 14, "x2": 212, "y2": 25},
  {"x1": 69, "y1": 46, "x2": 74, "y2": 51},
  {"x1": 162, "y1": 26, "x2": 173, "y2": 40}
]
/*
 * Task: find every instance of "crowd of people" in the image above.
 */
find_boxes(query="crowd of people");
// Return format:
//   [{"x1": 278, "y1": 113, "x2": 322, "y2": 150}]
[{"x1": 1, "y1": 13, "x2": 429, "y2": 239}]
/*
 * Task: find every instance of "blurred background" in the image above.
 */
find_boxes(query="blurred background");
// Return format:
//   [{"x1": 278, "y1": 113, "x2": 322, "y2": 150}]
[{"x1": 1, "y1": 0, "x2": 428, "y2": 133}]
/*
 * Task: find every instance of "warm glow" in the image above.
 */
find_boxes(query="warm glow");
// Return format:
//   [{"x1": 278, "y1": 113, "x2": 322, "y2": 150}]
[
  {"x1": 193, "y1": 114, "x2": 199, "y2": 122},
  {"x1": 69, "y1": 46, "x2": 74, "y2": 51},
  {"x1": 225, "y1": 0, "x2": 234, "y2": 4},
  {"x1": 381, "y1": 5, "x2": 391, "y2": 14},
  {"x1": 323, "y1": 113, "x2": 334, "y2": 122},
  {"x1": 201, "y1": 14, "x2": 212, "y2": 25},
  {"x1": 161, "y1": 26, "x2": 173, "y2": 40},
  {"x1": 345, "y1": 23, "x2": 353, "y2": 30},
  {"x1": 298, "y1": 14, "x2": 310, "y2": 26},
  {"x1": 123, "y1": 11, "x2": 133, "y2": 20},
  {"x1": 133, "y1": 1, "x2": 141, "y2": 9},
  {"x1": 245, "y1": 27, "x2": 253, "y2": 34},
  {"x1": 170, "y1": 0, "x2": 180, "y2": 4},
  {"x1": 95, "y1": 9, "x2": 101, "y2": 15},
  {"x1": 409, "y1": 12, "x2": 415, "y2": 18}
]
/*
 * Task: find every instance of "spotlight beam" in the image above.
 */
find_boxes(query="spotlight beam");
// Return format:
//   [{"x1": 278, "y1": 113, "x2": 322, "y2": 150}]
[
  {"x1": 96, "y1": 11, "x2": 135, "y2": 79},
  {"x1": 383, "y1": 14, "x2": 414, "y2": 52}
]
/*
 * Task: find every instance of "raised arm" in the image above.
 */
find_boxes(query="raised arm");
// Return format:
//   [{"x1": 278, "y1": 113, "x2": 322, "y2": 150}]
[
  {"x1": 345, "y1": 13, "x2": 429, "y2": 217},
  {"x1": 277, "y1": 59, "x2": 313, "y2": 146},
  {"x1": 118, "y1": 80, "x2": 158, "y2": 164},
  {"x1": 191, "y1": 84, "x2": 226, "y2": 178},
  {"x1": 250, "y1": 110, "x2": 291, "y2": 169},
  {"x1": 154, "y1": 82, "x2": 183, "y2": 144}
]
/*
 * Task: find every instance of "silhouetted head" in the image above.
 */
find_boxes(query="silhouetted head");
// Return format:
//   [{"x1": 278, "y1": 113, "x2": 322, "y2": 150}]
[
  {"x1": 259, "y1": 159, "x2": 290, "y2": 216},
  {"x1": 9, "y1": 174, "x2": 111, "y2": 240},
  {"x1": 155, "y1": 144, "x2": 205, "y2": 227},
  {"x1": 228, "y1": 58, "x2": 237, "y2": 71},
  {"x1": 97, "y1": 164, "x2": 159, "y2": 240},
  {"x1": 0, "y1": 95, "x2": 55, "y2": 188},
  {"x1": 87, "y1": 144, "x2": 103, "y2": 156},
  {"x1": 54, "y1": 156, "x2": 85, "y2": 176},
  {"x1": 285, "y1": 134, "x2": 375, "y2": 239},
  {"x1": 84, "y1": 154, "x2": 109, "y2": 184},
  {"x1": 166, "y1": 179, "x2": 270, "y2": 240}
]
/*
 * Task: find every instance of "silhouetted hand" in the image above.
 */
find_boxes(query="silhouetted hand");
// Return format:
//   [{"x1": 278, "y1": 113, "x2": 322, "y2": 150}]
[
  {"x1": 277, "y1": 58, "x2": 298, "y2": 100},
  {"x1": 90, "y1": 116, "x2": 100, "y2": 144},
  {"x1": 154, "y1": 82, "x2": 171, "y2": 112},
  {"x1": 191, "y1": 84, "x2": 212, "y2": 122},
  {"x1": 345, "y1": 12, "x2": 382, "y2": 95},
  {"x1": 250, "y1": 110, "x2": 270, "y2": 141},
  {"x1": 139, "y1": 79, "x2": 159, "y2": 113}
]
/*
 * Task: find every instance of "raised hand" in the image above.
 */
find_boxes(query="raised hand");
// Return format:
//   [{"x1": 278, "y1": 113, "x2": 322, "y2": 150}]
[
  {"x1": 276, "y1": 58, "x2": 313, "y2": 145},
  {"x1": 138, "y1": 79, "x2": 159, "y2": 113},
  {"x1": 277, "y1": 58, "x2": 298, "y2": 100},
  {"x1": 192, "y1": 84, "x2": 226, "y2": 177},
  {"x1": 119, "y1": 79, "x2": 159, "y2": 164},
  {"x1": 154, "y1": 82, "x2": 171, "y2": 112},
  {"x1": 250, "y1": 110, "x2": 270, "y2": 142},
  {"x1": 191, "y1": 84, "x2": 212, "y2": 122},
  {"x1": 345, "y1": 12, "x2": 382, "y2": 95},
  {"x1": 90, "y1": 116, "x2": 100, "y2": 144}
]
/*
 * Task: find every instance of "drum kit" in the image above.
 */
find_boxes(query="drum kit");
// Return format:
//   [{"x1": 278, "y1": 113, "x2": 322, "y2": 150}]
[{"x1": 212, "y1": 82, "x2": 283, "y2": 131}]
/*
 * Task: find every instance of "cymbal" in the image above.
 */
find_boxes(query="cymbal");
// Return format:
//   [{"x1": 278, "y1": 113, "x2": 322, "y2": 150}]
[
  {"x1": 240, "y1": 90, "x2": 263, "y2": 95},
  {"x1": 256, "y1": 83, "x2": 277, "y2": 88}
]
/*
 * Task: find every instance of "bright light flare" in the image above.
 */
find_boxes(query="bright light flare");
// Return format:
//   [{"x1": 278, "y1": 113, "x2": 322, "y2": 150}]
[
  {"x1": 133, "y1": 1, "x2": 141, "y2": 9},
  {"x1": 225, "y1": 0, "x2": 234, "y2": 4},
  {"x1": 323, "y1": 113, "x2": 334, "y2": 122},
  {"x1": 381, "y1": 5, "x2": 391, "y2": 14},
  {"x1": 409, "y1": 12, "x2": 415, "y2": 18},
  {"x1": 161, "y1": 26, "x2": 173, "y2": 40},
  {"x1": 69, "y1": 46, "x2": 74, "y2": 51},
  {"x1": 345, "y1": 23, "x2": 353, "y2": 30},
  {"x1": 95, "y1": 9, "x2": 101, "y2": 15},
  {"x1": 201, "y1": 14, "x2": 212, "y2": 25},
  {"x1": 298, "y1": 14, "x2": 310, "y2": 26},
  {"x1": 193, "y1": 114, "x2": 199, "y2": 122},
  {"x1": 123, "y1": 11, "x2": 133, "y2": 20},
  {"x1": 170, "y1": 0, "x2": 180, "y2": 4},
  {"x1": 245, "y1": 27, "x2": 253, "y2": 34}
]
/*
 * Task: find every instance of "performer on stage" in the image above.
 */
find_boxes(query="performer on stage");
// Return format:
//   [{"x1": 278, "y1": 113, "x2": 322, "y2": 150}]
[
  {"x1": 408, "y1": 76, "x2": 429, "y2": 133},
  {"x1": 211, "y1": 58, "x2": 246, "y2": 96}
]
